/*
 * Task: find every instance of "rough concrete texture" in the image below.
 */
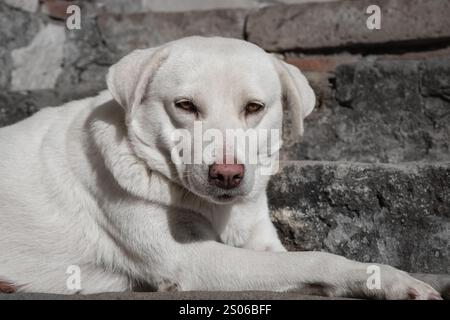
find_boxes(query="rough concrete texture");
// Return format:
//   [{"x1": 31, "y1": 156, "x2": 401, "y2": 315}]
[
  {"x1": 282, "y1": 58, "x2": 450, "y2": 163},
  {"x1": 92, "y1": 0, "x2": 262, "y2": 14},
  {"x1": 268, "y1": 161, "x2": 450, "y2": 274},
  {"x1": 4, "y1": 0, "x2": 39, "y2": 13},
  {"x1": 103, "y1": 0, "x2": 267, "y2": 13},
  {"x1": 90, "y1": 0, "x2": 338, "y2": 14},
  {"x1": 0, "y1": 291, "x2": 347, "y2": 300},
  {"x1": 97, "y1": 9, "x2": 249, "y2": 58},
  {"x1": 247, "y1": 0, "x2": 450, "y2": 52}
]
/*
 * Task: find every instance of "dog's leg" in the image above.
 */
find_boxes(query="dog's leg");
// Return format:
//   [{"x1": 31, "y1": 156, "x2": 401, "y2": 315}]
[
  {"x1": 240, "y1": 219, "x2": 445, "y2": 299},
  {"x1": 242, "y1": 217, "x2": 286, "y2": 252},
  {"x1": 168, "y1": 241, "x2": 442, "y2": 299},
  {"x1": 115, "y1": 208, "x2": 442, "y2": 299}
]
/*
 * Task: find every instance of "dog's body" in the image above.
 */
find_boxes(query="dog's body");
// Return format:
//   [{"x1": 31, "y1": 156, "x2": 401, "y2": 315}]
[{"x1": 0, "y1": 37, "x2": 443, "y2": 299}]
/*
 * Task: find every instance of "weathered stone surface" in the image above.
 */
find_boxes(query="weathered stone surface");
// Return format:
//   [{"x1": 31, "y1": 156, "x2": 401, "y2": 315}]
[
  {"x1": 97, "y1": 9, "x2": 248, "y2": 58},
  {"x1": 0, "y1": 1, "x2": 112, "y2": 125},
  {"x1": 4, "y1": 0, "x2": 39, "y2": 13},
  {"x1": 58, "y1": 1, "x2": 115, "y2": 100},
  {"x1": 0, "y1": 90, "x2": 61, "y2": 127},
  {"x1": 279, "y1": 0, "x2": 338, "y2": 3},
  {"x1": 268, "y1": 161, "x2": 450, "y2": 273},
  {"x1": 0, "y1": 2, "x2": 43, "y2": 89},
  {"x1": 93, "y1": 0, "x2": 338, "y2": 14},
  {"x1": 421, "y1": 59, "x2": 450, "y2": 102},
  {"x1": 247, "y1": 0, "x2": 450, "y2": 52},
  {"x1": 11, "y1": 23, "x2": 66, "y2": 91},
  {"x1": 124, "y1": 0, "x2": 266, "y2": 13},
  {"x1": 281, "y1": 58, "x2": 450, "y2": 163},
  {"x1": 93, "y1": 0, "x2": 265, "y2": 14}
]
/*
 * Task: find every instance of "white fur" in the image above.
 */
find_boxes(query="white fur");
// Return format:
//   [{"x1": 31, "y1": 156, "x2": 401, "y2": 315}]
[{"x1": 0, "y1": 37, "x2": 441, "y2": 299}]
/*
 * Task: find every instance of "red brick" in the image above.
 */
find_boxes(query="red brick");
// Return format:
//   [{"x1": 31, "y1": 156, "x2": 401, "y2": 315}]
[{"x1": 286, "y1": 55, "x2": 360, "y2": 73}]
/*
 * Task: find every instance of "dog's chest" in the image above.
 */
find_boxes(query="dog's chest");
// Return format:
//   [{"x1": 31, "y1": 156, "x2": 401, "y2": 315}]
[{"x1": 209, "y1": 208, "x2": 257, "y2": 248}]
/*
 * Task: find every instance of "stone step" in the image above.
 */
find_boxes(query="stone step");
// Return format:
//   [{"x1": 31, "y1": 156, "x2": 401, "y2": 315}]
[
  {"x1": 247, "y1": 0, "x2": 450, "y2": 52},
  {"x1": 267, "y1": 161, "x2": 450, "y2": 274},
  {"x1": 0, "y1": 291, "x2": 346, "y2": 300},
  {"x1": 281, "y1": 58, "x2": 450, "y2": 163}
]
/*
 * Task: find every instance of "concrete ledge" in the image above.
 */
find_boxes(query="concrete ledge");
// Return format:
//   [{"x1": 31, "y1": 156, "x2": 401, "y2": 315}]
[
  {"x1": 97, "y1": 9, "x2": 249, "y2": 57},
  {"x1": 0, "y1": 291, "x2": 346, "y2": 300},
  {"x1": 247, "y1": 0, "x2": 450, "y2": 51}
]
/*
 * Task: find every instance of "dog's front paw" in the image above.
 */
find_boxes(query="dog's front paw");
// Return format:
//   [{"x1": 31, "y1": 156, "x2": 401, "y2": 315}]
[
  {"x1": 410, "y1": 273, "x2": 450, "y2": 300},
  {"x1": 375, "y1": 266, "x2": 442, "y2": 300}
]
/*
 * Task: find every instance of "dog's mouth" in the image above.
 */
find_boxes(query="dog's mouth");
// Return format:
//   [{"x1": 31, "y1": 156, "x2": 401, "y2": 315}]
[
  {"x1": 210, "y1": 193, "x2": 239, "y2": 204},
  {"x1": 182, "y1": 174, "x2": 237, "y2": 204},
  {"x1": 217, "y1": 194, "x2": 234, "y2": 201},
  {"x1": 182, "y1": 165, "x2": 250, "y2": 204}
]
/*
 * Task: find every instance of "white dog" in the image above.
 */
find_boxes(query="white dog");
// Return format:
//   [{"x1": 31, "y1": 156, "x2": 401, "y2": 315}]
[{"x1": 0, "y1": 36, "x2": 443, "y2": 299}]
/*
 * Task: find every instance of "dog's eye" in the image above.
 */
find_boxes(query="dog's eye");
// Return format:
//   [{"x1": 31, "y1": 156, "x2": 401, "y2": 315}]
[
  {"x1": 175, "y1": 99, "x2": 198, "y2": 114},
  {"x1": 245, "y1": 102, "x2": 265, "y2": 115}
]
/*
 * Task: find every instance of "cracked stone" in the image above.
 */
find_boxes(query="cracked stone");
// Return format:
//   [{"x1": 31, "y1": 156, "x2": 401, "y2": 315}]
[{"x1": 4, "y1": 0, "x2": 39, "y2": 13}]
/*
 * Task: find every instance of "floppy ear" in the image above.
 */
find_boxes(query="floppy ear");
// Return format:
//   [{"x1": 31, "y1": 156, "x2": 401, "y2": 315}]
[
  {"x1": 106, "y1": 46, "x2": 169, "y2": 117},
  {"x1": 271, "y1": 56, "x2": 316, "y2": 138}
]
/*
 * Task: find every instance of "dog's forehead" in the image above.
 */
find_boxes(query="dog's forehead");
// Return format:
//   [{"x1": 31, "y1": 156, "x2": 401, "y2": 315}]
[
  {"x1": 169, "y1": 36, "x2": 268, "y2": 57},
  {"x1": 158, "y1": 37, "x2": 278, "y2": 85}
]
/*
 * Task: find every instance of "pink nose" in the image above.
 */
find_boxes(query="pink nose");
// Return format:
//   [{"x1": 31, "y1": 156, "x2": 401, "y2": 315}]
[{"x1": 208, "y1": 163, "x2": 245, "y2": 189}]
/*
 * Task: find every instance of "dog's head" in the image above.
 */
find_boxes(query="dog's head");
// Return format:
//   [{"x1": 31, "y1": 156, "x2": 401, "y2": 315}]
[{"x1": 106, "y1": 36, "x2": 315, "y2": 204}]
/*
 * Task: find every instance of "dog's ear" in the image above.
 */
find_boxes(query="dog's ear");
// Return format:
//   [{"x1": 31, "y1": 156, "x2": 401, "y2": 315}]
[
  {"x1": 271, "y1": 56, "x2": 316, "y2": 138},
  {"x1": 106, "y1": 46, "x2": 169, "y2": 116}
]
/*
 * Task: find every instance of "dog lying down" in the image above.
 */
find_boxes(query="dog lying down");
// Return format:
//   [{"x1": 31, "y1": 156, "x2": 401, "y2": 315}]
[{"x1": 0, "y1": 36, "x2": 447, "y2": 299}]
